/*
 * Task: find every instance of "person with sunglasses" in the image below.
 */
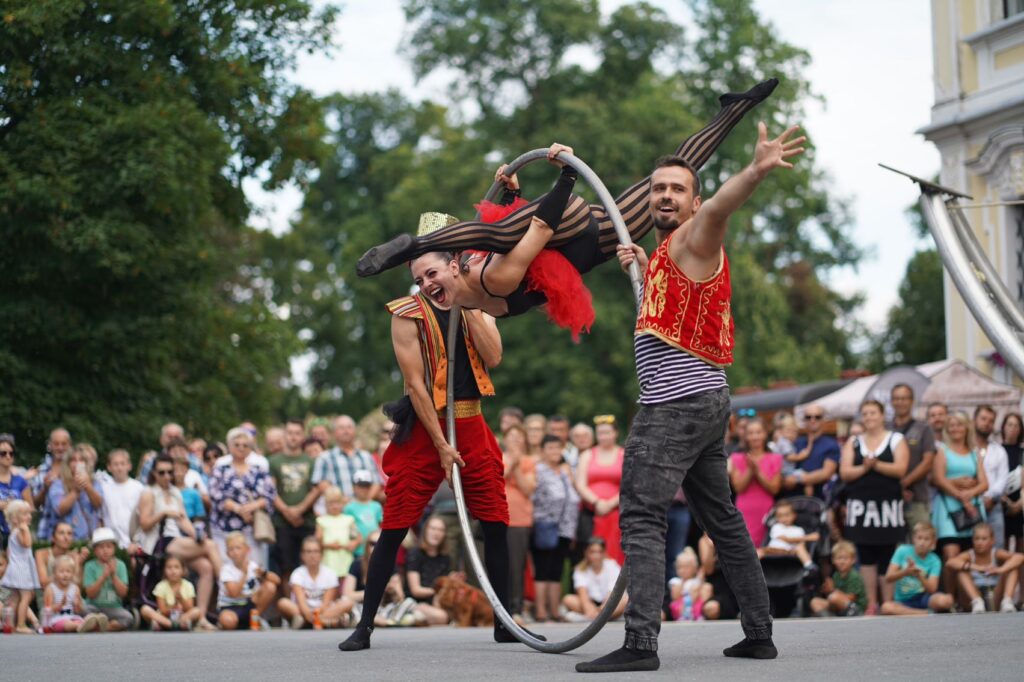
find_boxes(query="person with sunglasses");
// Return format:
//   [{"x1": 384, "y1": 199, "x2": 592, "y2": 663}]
[
  {"x1": 0, "y1": 435, "x2": 33, "y2": 550},
  {"x1": 782, "y1": 405, "x2": 840, "y2": 500},
  {"x1": 137, "y1": 453, "x2": 220, "y2": 630}
]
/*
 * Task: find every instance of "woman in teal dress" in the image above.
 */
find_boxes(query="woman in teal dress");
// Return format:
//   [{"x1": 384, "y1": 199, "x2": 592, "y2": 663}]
[{"x1": 931, "y1": 410, "x2": 989, "y2": 596}]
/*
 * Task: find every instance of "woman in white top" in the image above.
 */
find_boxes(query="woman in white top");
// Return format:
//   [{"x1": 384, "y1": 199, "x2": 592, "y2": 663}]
[{"x1": 137, "y1": 454, "x2": 220, "y2": 630}]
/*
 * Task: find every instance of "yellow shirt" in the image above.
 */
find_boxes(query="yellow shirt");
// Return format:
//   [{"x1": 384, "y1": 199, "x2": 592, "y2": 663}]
[{"x1": 153, "y1": 579, "x2": 196, "y2": 608}]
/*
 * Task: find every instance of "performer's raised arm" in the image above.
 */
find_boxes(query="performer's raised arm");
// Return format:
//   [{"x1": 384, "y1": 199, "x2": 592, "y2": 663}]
[
  {"x1": 671, "y1": 122, "x2": 805, "y2": 279},
  {"x1": 464, "y1": 310, "x2": 502, "y2": 369}
]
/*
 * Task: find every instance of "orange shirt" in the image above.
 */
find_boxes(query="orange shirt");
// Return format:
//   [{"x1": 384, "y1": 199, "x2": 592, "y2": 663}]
[{"x1": 505, "y1": 455, "x2": 537, "y2": 528}]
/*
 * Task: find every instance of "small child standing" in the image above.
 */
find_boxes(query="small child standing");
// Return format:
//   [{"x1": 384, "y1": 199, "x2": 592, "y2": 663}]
[
  {"x1": 343, "y1": 472, "x2": 383, "y2": 562},
  {"x1": 810, "y1": 541, "x2": 867, "y2": 616},
  {"x1": 667, "y1": 547, "x2": 707, "y2": 621},
  {"x1": 46, "y1": 554, "x2": 107, "y2": 632},
  {"x1": 82, "y1": 527, "x2": 133, "y2": 630},
  {"x1": 757, "y1": 500, "x2": 819, "y2": 577},
  {"x1": 316, "y1": 486, "x2": 361, "y2": 578},
  {"x1": 1, "y1": 500, "x2": 41, "y2": 633},
  {"x1": 142, "y1": 555, "x2": 203, "y2": 630},
  {"x1": 880, "y1": 522, "x2": 953, "y2": 615},
  {"x1": 217, "y1": 531, "x2": 280, "y2": 630}
]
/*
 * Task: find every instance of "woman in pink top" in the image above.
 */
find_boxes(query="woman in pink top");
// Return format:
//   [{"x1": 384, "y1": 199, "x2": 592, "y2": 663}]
[
  {"x1": 576, "y1": 416, "x2": 625, "y2": 565},
  {"x1": 729, "y1": 418, "x2": 783, "y2": 547}
]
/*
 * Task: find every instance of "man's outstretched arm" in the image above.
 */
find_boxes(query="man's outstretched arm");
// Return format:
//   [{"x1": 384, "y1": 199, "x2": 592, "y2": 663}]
[{"x1": 674, "y1": 122, "x2": 805, "y2": 267}]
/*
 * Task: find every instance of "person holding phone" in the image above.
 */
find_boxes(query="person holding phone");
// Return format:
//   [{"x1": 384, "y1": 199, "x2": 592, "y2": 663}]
[{"x1": 38, "y1": 445, "x2": 103, "y2": 542}]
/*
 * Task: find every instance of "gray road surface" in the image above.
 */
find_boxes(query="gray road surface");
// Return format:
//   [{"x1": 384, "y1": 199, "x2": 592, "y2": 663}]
[{"x1": 1, "y1": 614, "x2": 1018, "y2": 681}]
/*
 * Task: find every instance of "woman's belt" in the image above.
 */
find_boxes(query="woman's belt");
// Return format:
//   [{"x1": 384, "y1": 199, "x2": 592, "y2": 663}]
[{"x1": 438, "y1": 400, "x2": 482, "y2": 419}]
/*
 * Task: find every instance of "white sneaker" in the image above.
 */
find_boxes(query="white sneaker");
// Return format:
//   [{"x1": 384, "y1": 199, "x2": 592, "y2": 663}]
[
  {"x1": 291, "y1": 614, "x2": 306, "y2": 631},
  {"x1": 563, "y1": 611, "x2": 590, "y2": 623},
  {"x1": 971, "y1": 597, "x2": 986, "y2": 614},
  {"x1": 1000, "y1": 598, "x2": 1017, "y2": 614}
]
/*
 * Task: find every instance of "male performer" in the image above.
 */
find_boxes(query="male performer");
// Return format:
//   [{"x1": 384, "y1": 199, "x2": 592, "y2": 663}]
[
  {"x1": 338, "y1": 214, "x2": 563, "y2": 652},
  {"x1": 577, "y1": 121, "x2": 805, "y2": 673}
]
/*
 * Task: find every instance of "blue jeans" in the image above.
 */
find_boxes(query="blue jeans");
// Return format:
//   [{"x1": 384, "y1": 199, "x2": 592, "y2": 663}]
[{"x1": 620, "y1": 388, "x2": 772, "y2": 651}]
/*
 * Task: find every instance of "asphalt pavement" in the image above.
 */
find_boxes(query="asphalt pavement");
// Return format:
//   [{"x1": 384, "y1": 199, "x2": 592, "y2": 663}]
[{"x1": 1, "y1": 613, "x2": 1018, "y2": 681}]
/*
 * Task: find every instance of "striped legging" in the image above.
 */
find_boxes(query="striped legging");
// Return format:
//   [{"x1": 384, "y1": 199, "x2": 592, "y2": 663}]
[{"x1": 410, "y1": 78, "x2": 778, "y2": 267}]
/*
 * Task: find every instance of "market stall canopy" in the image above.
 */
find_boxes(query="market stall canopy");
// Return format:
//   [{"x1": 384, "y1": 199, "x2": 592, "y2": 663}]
[{"x1": 796, "y1": 359, "x2": 1021, "y2": 420}]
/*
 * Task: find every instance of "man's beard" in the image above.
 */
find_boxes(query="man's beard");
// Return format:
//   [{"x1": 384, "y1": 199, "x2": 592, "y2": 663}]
[
  {"x1": 976, "y1": 426, "x2": 992, "y2": 439},
  {"x1": 653, "y1": 213, "x2": 681, "y2": 231}
]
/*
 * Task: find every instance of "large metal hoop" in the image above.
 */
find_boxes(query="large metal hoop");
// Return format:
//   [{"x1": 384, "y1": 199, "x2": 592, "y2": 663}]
[{"x1": 447, "y1": 149, "x2": 641, "y2": 653}]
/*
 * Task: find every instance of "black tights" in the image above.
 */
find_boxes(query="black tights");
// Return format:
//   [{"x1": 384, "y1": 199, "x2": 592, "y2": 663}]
[
  {"x1": 411, "y1": 79, "x2": 778, "y2": 264},
  {"x1": 355, "y1": 521, "x2": 510, "y2": 631}
]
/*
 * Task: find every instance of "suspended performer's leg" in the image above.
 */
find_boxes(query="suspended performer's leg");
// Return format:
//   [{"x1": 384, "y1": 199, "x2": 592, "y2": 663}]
[{"x1": 593, "y1": 78, "x2": 779, "y2": 261}]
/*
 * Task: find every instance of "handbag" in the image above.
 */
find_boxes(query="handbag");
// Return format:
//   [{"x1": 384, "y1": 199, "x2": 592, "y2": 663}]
[
  {"x1": 533, "y1": 472, "x2": 569, "y2": 550},
  {"x1": 941, "y1": 494, "x2": 981, "y2": 533},
  {"x1": 249, "y1": 486, "x2": 276, "y2": 543}
]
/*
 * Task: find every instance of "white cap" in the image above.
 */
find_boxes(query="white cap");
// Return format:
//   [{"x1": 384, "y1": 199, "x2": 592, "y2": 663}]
[{"x1": 91, "y1": 527, "x2": 118, "y2": 548}]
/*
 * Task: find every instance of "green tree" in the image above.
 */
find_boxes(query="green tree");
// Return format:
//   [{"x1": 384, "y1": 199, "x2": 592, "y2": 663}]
[
  {"x1": 0, "y1": 1, "x2": 336, "y2": 457},
  {"x1": 868, "y1": 249, "x2": 946, "y2": 369}
]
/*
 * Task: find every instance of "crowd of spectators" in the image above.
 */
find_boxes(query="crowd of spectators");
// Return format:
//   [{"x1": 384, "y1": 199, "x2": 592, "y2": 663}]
[{"x1": 1, "y1": 387, "x2": 1021, "y2": 634}]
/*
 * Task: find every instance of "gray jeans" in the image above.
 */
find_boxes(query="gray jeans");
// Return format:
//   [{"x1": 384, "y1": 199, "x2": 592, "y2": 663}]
[{"x1": 621, "y1": 388, "x2": 771, "y2": 651}]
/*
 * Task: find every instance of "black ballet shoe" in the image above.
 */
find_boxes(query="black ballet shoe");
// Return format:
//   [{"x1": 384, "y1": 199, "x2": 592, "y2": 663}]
[
  {"x1": 722, "y1": 636, "x2": 778, "y2": 659},
  {"x1": 494, "y1": 621, "x2": 547, "y2": 643},
  {"x1": 575, "y1": 647, "x2": 660, "y2": 673},
  {"x1": 338, "y1": 626, "x2": 374, "y2": 651},
  {"x1": 719, "y1": 78, "x2": 779, "y2": 107},
  {"x1": 356, "y1": 233, "x2": 416, "y2": 277}
]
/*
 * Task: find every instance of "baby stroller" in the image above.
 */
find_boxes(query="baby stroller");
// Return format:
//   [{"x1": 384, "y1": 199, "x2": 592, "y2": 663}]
[{"x1": 759, "y1": 495, "x2": 827, "y2": 617}]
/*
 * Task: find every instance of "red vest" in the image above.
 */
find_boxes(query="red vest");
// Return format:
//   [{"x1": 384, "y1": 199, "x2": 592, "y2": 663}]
[
  {"x1": 386, "y1": 294, "x2": 495, "y2": 410},
  {"x1": 634, "y1": 231, "x2": 734, "y2": 367}
]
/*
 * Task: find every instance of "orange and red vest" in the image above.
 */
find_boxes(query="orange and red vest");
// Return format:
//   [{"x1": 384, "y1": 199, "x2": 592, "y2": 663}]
[
  {"x1": 634, "y1": 230, "x2": 734, "y2": 367},
  {"x1": 386, "y1": 294, "x2": 495, "y2": 410}
]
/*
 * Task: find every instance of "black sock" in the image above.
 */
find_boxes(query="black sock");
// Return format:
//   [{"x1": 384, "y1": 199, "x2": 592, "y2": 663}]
[
  {"x1": 723, "y1": 636, "x2": 778, "y2": 659},
  {"x1": 576, "y1": 647, "x2": 660, "y2": 673}
]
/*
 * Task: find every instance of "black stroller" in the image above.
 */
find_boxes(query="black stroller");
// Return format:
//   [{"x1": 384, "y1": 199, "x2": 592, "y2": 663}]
[{"x1": 759, "y1": 495, "x2": 828, "y2": 617}]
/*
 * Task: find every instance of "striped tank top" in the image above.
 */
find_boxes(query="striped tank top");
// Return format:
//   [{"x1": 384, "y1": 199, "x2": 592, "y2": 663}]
[{"x1": 634, "y1": 332, "x2": 727, "y2": 405}]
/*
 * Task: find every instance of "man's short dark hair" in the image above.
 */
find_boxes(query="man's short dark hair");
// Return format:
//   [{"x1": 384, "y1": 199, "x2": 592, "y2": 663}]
[
  {"x1": 891, "y1": 383, "x2": 914, "y2": 400},
  {"x1": 974, "y1": 404, "x2": 996, "y2": 419},
  {"x1": 499, "y1": 406, "x2": 524, "y2": 421},
  {"x1": 652, "y1": 156, "x2": 701, "y2": 196},
  {"x1": 548, "y1": 415, "x2": 569, "y2": 425},
  {"x1": 286, "y1": 418, "x2": 305, "y2": 428}
]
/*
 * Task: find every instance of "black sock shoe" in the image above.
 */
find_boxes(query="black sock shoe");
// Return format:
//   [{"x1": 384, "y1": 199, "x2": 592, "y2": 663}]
[
  {"x1": 338, "y1": 626, "x2": 374, "y2": 651},
  {"x1": 356, "y1": 233, "x2": 416, "y2": 277},
  {"x1": 723, "y1": 636, "x2": 778, "y2": 659},
  {"x1": 576, "y1": 647, "x2": 660, "y2": 673},
  {"x1": 719, "y1": 78, "x2": 779, "y2": 107},
  {"x1": 493, "y1": 621, "x2": 547, "y2": 643}
]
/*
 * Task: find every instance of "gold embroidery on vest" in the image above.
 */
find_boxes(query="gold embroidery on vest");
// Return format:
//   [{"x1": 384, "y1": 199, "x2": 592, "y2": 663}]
[
  {"x1": 719, "y1": 301, "x2": 732, "y2": 348},
  {"x1": 642, "y1": 266, "x2": 668, "y2": 319}
]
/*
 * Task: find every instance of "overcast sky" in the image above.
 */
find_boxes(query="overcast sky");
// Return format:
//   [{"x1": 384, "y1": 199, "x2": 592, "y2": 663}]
[{"x1": 246, "y1": 0, "x2": 941, "y2": 333}]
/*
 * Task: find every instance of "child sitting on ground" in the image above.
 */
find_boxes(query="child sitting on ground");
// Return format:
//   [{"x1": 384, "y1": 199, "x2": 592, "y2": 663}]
[
  {"x1": 667, "y1": 547, "x2": 709, "y2": 621},
  {"x1": 947, "y1": 522, "x2": 1023, "y2": 613},
  {"x1": 1, "y1": 501, "x2": 41, "y2": 633},
  {"x1": 278, "y1": 536, "x2": 353, "y2": 629},
  {"x1": 46, "y1": 554, "x2": 107, "y2": 632},
  {"x1": 217, "y1": 531, "x2": 280, "y2": 630},
  {"x1": 880, "y1": 522, "x2": 953, "y2": 615},
  {"x1": 810, "y1": 540, "x2": 867, "y2": 616},
  {"x1": 82, "y1": 527, "x2": 133, "y2": 630},
  {"x1": 757, "y1": 500, "x2": 820, "y2": 577},
  {"x1": 142, "y1": 555, "x2": 203, "y2": 630},
  {"x1": 563, "y1": 537, "x2": 627, "y2": 622},
  {"x1": 316, "y1": 486, "x2": 361, "y2": 578}
]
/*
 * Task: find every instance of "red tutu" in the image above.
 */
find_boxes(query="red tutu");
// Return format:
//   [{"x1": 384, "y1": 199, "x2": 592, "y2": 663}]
[{"x1": 474, "y1": 199, "x2": 595, "y2": 342}]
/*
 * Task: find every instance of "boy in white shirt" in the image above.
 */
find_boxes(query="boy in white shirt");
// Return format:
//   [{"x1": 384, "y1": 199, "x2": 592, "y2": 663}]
[
  {"x1": 216, "y1": 531, "x2": 280, "y2": 630},
  {"x1": 100, "y1": 449, "x2": 145, "y2": 549}
]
